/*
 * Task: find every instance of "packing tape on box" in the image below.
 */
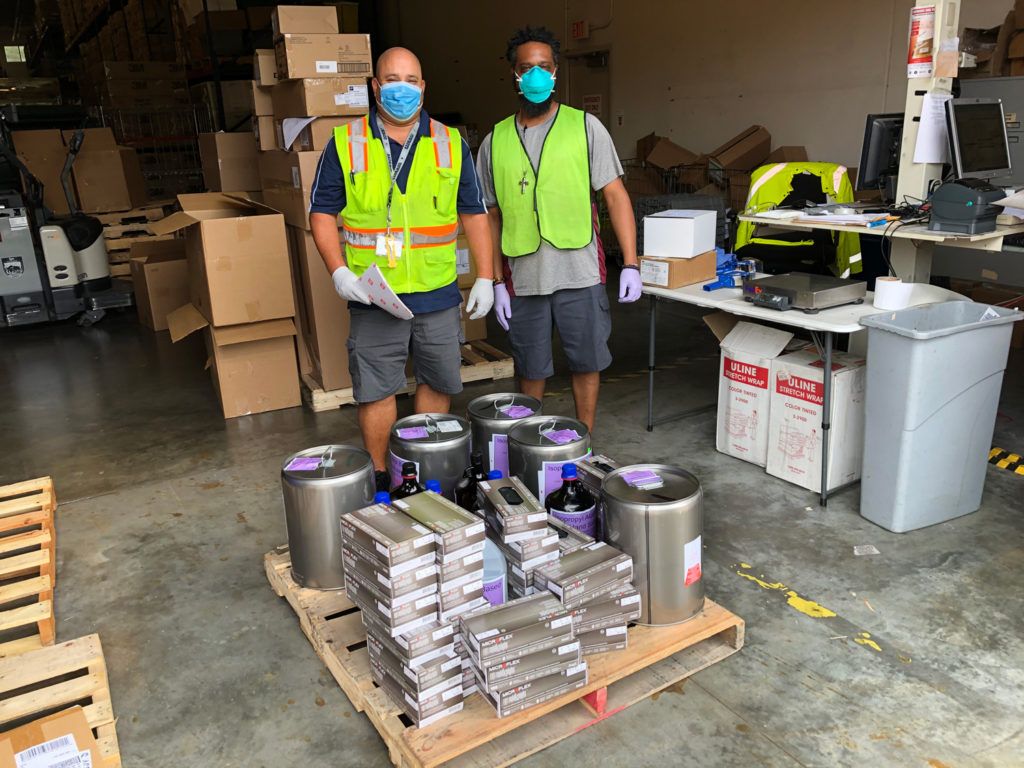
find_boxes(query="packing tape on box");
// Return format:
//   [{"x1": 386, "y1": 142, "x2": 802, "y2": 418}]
[{"x1": 873, "y1": 277, "x2": 913, "y2": 310}]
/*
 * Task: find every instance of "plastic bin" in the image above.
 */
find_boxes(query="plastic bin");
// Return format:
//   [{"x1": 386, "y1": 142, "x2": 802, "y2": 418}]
[{"x1": 858, "y1": 301, "x2": 1022, "y2": 532}]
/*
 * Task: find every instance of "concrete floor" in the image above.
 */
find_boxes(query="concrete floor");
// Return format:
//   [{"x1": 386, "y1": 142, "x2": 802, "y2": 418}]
[{"x1": 2, "y1": 282, "x2": 1022, "y2": 767}]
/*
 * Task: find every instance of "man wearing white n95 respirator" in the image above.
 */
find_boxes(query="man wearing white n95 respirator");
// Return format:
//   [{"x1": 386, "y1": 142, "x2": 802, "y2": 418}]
[{"x1": 309, "y1": 46, "x2": 493, "y2": 492}]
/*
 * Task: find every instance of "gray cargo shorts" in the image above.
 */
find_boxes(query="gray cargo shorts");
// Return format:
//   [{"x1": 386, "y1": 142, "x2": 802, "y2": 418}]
[
  {"x1": 347, "y1": 305, "x2": 464, "y2": 403},
  {"x1": 506, "y1": 283, "x2": 612, "y2": 380}
]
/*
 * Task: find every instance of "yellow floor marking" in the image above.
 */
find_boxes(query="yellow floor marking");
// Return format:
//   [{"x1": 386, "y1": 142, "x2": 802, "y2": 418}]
[
  {"x1": 1016, "y1": 467, "x2": 1024, "y2": 476},
  {"x1": 854, "y1": 632, "x2": 882, "y2": 652},
  {"x1": 1008, "y1": 454, "x2": 1021, "y2": 463},
  {"x1": 997, "y1": 459, "x2": 1011, "y2": 468},
  {"x1": 989, "y1": 447, "x2": 1004, "y2": 460},
  {"x1": 734, "y1": 565, "x2": 836, "y2": 618}
]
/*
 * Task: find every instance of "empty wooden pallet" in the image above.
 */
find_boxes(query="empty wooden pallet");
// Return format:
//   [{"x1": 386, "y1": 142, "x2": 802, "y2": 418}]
[
  {"x1": 0, "y1": 476, "x2": 56, "y2": 658},
  {"x1": 0, "y1": 633, "x2": 122, "y2": 766}
]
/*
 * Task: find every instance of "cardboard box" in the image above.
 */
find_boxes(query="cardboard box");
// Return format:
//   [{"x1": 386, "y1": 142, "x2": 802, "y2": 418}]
[
  {"x1": 130, "y1": 238, "x2": 189, "y2": 331},
  {"x1": 272, "y1": 5, "x2": 340, "y2": 37},
  {"x1": 251, "y1": 80, "x2": 274, "y2": 116},
  {"x1": 643, "y1": 135, "x2": 699, "y2": 170},
  {"x1": 275, "y1": 33, "x2": 372, "y2": 80},
  {"x1": 347, "y1": 572, "x2": 439, "y2": 637},
  {"x1": 439, "y1": 583, "x2": 487, "y2": 623},
  {"x1": 272, "y1": 77, "x2": 370, "y2": 118},
  {"x1": 61, "y1": 127, "x2": 117, "y2": 150},
  {"x1": 367, "y1": 631, "x2": 461, "y2": 699},
  {"x1": 455, "y1": 233, "x2": 478, "y2": 288},
  {"x1": 278, "y1": 116, "x2": 355, "y2": 151},
  {"x1": 766, "y1": 349, "x2": 866, "y2": 493},
  {"x1": 0, "y1": 707, "x2": 103, "y2": 767},
  {"x1": 459, "y1": 288, "x2": 487, "y2": 341},
  {"x1": 254, "y1": 48, "x2": 278, "y2": 86},
  {"x1": 258, "y1": 149, "x2": 320, "y2": 229},
  {"x1": 12, "y1": 129, "x2": 71, "y2": 215},
  {"x1": 342, "y1": 539, "x2": 437, "y2": 602},
  {"x1": 709, "y1": 125, "x2": 771, "y2": 181},
  {"x1": 71, "y1": 146, "x2": 148, "y2": 213},
  {"x1": 480, "y1": 638, "x2": 581, "y2": 693},
  {"x1": 167, "y1": 303, "x2": 301, "y2": 418},
  {"x1": 708, "y1": 317, "x2": 795, "y2": 467},
  {"x1": 643, "y1": 209, "x2": 716, "y2": 258},
  {"x1": 150, "y1": 193, "x2": 294, "y2": 327},
  {"x1": 198, "y1": 132, "x2": 261, "y2": 193},
  {"x1": 288, "y1": 226, "x2": 353, "y2": 390},
  {"x1": 461, "y1": 592, "x2": 572, "y2": 666},
  {"x1": 640, "y1": 249, "x2": 716, "y2": 289},
  {"x1": 548, "y1": 515, "x2": 595, "y2": 554},
  {"x1": 362, "y1": 612, "x2": 456, "y2": 666},
  {"x1": 254, "y1": 116, "x2": 276, "y2": 151},
  {"x1": 391, "y1": 492, "x2": 487, "y2": 562},
  {"x1": 369, "y1": 657, "x2": 463, "y2": 728},
  {"x1": 766, "y1": 146, "x2": 808, "y2": 164},
  {"x1": 478, "y1": 476, "x2": 547, "y2": 543},
  {"x1": 533, "y1": 541, "x2": 633, "y2": 608}
]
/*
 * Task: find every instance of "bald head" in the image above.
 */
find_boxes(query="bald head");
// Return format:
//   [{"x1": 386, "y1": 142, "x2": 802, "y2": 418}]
[{"x1": 375, "y1": 47, "x2": 422, "y2": 82}]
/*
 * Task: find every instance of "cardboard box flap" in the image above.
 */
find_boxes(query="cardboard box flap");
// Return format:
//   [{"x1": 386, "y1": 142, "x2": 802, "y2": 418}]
[
  {"x1": 646, "y1": 138, "x2": 699, "y2": 170},
  {"x1": 151, "y1": 193, "x2": 279, "y2": 234},
  {"x1": 710, "y1": 125, "x2": 765, "y2": 158},
  {"x1": 720, "y1": 320, "x2": 793, "y2": 355},
  {"x1": 702, "y1": 312, "x2": 740, "y2": 342},
  {"x1": 129, "y1": 238, "x2": 185, "y2": 263},
  {"x1": 210, "y1": 317, "x2": 296, "y2": 347},
  {"x1": 168, "y1": 302, "x2": 209, "y2": 342}
]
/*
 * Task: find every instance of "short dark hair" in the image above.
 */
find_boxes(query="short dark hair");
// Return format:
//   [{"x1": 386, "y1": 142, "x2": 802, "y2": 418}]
[{"x1": 506, "y1": 26, "x2": 560, "y2": 66}]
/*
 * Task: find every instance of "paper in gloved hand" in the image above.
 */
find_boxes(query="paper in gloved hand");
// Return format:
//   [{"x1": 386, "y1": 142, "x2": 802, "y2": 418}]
[{"x1": 359, "y1": 264, "x2": 414, "y2": 319}]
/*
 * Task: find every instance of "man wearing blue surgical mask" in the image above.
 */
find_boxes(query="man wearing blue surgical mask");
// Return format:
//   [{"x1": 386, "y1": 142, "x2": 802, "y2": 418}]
[
  {"x1": 309, "y1": 47, "x2": 494, "y2": 492},
  {"x1": 476, "y1": 26, "x2": 639, "y2": 433}
]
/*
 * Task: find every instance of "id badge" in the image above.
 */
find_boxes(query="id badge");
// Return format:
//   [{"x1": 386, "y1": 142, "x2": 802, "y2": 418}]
[
  {"x1": 388, "y1": 236, "x2": 403, "y2": 260},
  {"x1": 375, "y1": 234, "x2": 387, "y2": 256}
]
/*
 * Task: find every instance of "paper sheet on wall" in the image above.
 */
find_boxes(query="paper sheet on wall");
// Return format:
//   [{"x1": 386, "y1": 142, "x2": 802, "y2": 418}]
[
  {"x1": 913, "y1": 93, "x2": 952, "y2": 164},
  {"x1": 359, "y1": 264, "x2": 414, "y2": 319}
]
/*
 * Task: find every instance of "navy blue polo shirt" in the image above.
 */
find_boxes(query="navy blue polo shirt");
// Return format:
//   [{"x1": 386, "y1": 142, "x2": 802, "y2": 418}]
[{"x1": 309, "y1": 107, "x2": 486, "y2": 314}]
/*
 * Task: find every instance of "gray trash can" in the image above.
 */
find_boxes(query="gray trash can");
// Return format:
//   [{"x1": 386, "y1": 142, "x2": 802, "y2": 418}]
[{"x1": 859, "y1": 301, "x2": 1022, "y2": 532}]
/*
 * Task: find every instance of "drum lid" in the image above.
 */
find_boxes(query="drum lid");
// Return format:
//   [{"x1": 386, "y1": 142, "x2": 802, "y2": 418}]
[
  {"x1": 603, "y1": 464, "x2": 700, "y2": 504},
  {"x1": 282, "y1": 445, "x2": 372, "y2": 479},
  {"x1": 508, "y1": 416, "x2": 590, "y2": 446},
  {"x1": 391, "y1": 413, "x2": 470, "y2": 442}
]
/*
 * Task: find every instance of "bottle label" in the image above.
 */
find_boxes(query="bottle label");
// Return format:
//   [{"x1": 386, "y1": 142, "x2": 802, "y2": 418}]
[
  {"x1": 482, "y1": 574, "x2": 505, "y2": 606},
  {"x1": 551, "y1": 505, "x2": 597, "y2": 538},
  {"x1": 389, "y1": 452, "x2": 419, "y2": 489},
  {"x1": 490, "y1": 434, "x2": 509, "y2": 477},
  {"x1": 538, "y1": 453, "x2": 590, "y2": 504}
]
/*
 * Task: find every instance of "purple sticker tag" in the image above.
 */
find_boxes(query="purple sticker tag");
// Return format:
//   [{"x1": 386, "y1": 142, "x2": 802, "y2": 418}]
[
  {"x1": 622, "y1": 470, "x2": 660, "y2": 484},
  {"x1": 397, "y1": 426, "x2": 429, "y2": 440},
  {"x1": 491, "y1": 434, "x2": 509, "y2": 477},
  {"x1": 482, "y1": 575, "x2": 505, "y2": 606},
  {"x1": 285, "y1": 457, "x2": 321, "y2": 472},
  {"x1": 500, "y1": 405, "x2": 535, "y2": 419},
  {"x1": 551, "y1": 505, "x2": 598, "y2": 538},
  {"x1": 543, "y1": 429, "x2": 581, "y2": 445}
]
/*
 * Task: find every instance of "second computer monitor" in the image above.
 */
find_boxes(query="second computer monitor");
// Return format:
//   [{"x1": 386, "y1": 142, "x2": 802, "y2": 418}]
[
  {"x1": 945, "y1": 97, "x2": 1012, "y2": 181},
  {"x1": 856, "y1": 113, "x2": 904, "y2": 195}
]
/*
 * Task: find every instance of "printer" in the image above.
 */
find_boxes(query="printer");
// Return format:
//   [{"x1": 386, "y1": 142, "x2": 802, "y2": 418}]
[{"x1": 928, "y1": 178, "x2": 1004, "y2": 235}]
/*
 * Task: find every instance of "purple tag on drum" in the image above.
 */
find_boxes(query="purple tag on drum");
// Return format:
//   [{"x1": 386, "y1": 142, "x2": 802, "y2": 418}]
[
  {"x1": 551, "y1": 506, "x2": 598, "y2": 538},
  {"x1": 397, "y1": 426, "x2": 429, "y2": 440},
  {"x1": 285, "y1": 457, "x2": 321, "y2": 472},
  {"x1": 501, "y1": 405, "x2": 535, "y2": 418},
  {"x1": 491, "y1": 434, "x2": 509, "y2": 477},
  {"x1": 543, "y1": 429, "x2": 581, "y2": 445}
]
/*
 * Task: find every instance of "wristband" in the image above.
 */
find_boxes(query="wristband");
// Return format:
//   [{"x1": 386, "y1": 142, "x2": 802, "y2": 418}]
[
  {"x1": 623, "y1": 264, "x2": 640, "y2": 271},
  {"x1": 492, "y1": 277, "x2": 506, "y2": 285}
]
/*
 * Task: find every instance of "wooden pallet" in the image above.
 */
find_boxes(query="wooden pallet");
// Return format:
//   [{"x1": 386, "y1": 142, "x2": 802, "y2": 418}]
[
  {"x1": 0, "y1": 634, "x2": 122, "y2": 766},
  {"x1": 93, "y1": 200, "x2": 173, "y2": 228},
  {"x1": 302, "y1": 340, "x2": 515, "y2": 412},
  {"x1": 266, "y1": 546, "x2": 744, "y2": 768},
  {"x1": 0, "y1": 477, "x2": 56, "y2": 658}
]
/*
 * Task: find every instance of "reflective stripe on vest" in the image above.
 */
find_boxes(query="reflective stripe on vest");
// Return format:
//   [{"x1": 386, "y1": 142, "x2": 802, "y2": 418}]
[
  {"x1": 746, "y1": 163, "x2": 787, "y2": 203},
  {"x1": 430, "y1": 119, "x2": 453, "y2": 169},
  {"x1": 348, "y1": 116, "x2": 370, "y2": 174},
  {"x1": 343, "y1": 223, "x2": 458, "y2": 249}
]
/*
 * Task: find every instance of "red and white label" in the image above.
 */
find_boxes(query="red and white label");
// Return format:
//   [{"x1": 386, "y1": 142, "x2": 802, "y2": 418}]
[
  {"x1": 683, "y1": 535, "x2": 702, "y2": 587},
  {"x1": 776, "y1": 374, "x2": 823, "y2": 405},
  {"x1": 723, "y1": 357, "x2": 768, "y2": 388}
]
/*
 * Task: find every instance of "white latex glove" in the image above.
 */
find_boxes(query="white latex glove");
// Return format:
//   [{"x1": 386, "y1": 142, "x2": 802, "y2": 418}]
[
  {"x1": 464, "y1": 277, "x2": 494, "y2": 320},
  {"x1": 331, "y1": 265, "x2": 371, "y2": 304},
  {"x1": 493, "y1": 282, "x2": 512, "y2": 331}
]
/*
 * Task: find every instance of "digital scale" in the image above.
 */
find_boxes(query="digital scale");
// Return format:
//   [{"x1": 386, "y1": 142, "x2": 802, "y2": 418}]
[{"x1": 742, "y1": 273, "x2": 867, "y2": 313}]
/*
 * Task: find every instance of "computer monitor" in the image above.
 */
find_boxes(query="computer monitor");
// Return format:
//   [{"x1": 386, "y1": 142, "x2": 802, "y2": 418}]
[
  {"x1": 856, "y1": 114, "x2": 904, "y2": 199},
  {"x1": 945, "y1": 97, "x2": 1012, "y2": 181}
]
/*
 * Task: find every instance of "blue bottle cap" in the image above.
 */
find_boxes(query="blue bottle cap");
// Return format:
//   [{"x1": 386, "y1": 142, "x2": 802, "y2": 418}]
[
  {"x1": 373, "y1": 491, "x2": 391, "y2": 504},
  {"x1": 487, "y1": 470, "x2": 503, "y2": 479},
  {"x1": 561, "y1": 463, "x2": 578, "y2": 479},
  {"x1": 425, "y1": 479, "x2": 442, "y2": 493}
]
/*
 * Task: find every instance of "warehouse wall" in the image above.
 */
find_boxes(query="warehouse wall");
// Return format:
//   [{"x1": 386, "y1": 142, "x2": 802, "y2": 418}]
[{"x1": 383, "y1": 0, "x2": 1013, "y2": 167}]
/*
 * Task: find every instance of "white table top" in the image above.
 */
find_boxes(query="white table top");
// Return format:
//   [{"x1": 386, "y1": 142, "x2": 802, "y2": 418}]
[{"x1": 737, "y1": 214, "x2": 1024, "y2": 243}]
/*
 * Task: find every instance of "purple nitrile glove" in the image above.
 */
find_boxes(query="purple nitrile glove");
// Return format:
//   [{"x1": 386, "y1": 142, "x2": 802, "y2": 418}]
[
  {"x1": 493, "y1": 282, "x2": 512, "y2": 331},
  {"x1": 618, "y1": 267, "x2": 643, "y2": 303}
]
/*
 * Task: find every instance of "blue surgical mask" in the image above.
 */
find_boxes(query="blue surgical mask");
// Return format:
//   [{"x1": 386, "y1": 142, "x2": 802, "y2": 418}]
[
  {"x1": 378, "y1": 81, "x2": 422, "y2": 121},
  {"x1": 516, "y1": 66, "x2": 556, "y2": 104}
]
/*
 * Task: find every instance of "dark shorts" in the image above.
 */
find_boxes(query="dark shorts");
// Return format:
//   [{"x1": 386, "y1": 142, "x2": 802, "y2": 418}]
[
  {"x1": 347, "y1": 306, "x2": 464, "y2": 403},
  {"x1": 507, "y1": 284, "x2": 612, "y2": 380}
]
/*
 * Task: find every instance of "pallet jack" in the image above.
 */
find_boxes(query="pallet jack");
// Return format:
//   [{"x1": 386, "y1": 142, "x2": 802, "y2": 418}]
[{"x1": 0, "y1": 121, "x2": 133, "y2": 327}]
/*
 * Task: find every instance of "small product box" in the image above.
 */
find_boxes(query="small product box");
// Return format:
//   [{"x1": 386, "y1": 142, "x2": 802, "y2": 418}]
[
  {"x1": 642, "y1": 209, "x2": 716, "y2": 258},
  {"x1": 477, "y1": 661, "x2": 588, "y2": 718},
  {"x1": 362, "y1": 613, "x2": 456, "y2": 667},
  {"x1": 713, "y1": 319, "x2": 795, "y2": 467},
  {"x1": 392, "y1": 492, "x2": 487, "y2": 562},
  {"x1": 478, "y1": 476, "x2": 549, "y2": 543},
  {"x1": 344, "y1": 573, "x2": 439, "y2": 638},
  {"x1": 339, "y1": 503, "x2": 436, "y2": 576},
  {"x1": 534, "y1": 542, "x2": 633, "y2": 608},
  {"x1": 438, "y1": 581, "x2": 487, "y2": 623},
  {"x1": 437, "y1": 547, "x2": 484, "y2": 591},
  {"x1": 460, "y1": 593, "x2": 573, "y2": 667},
  {"x1": 480, "y1": 638, "x2": 581, "y2": 692},
  {"x1": 570, "y1": 585, "x2": 642, "y2": 633},
  {"x1": 548, "y1": 516, "x2": 595, "y2": 555},
  {"x1": 367, "y1": 631, "x2": 462, "y2": 699},
  {"x1": 341, "y1": 540, "x2": 437, "y2": 604},
  {"x1": 507, "y1": 529, "x2": 560, "y2": 565},
  {"x1": 369, "y1": 658, "x2": 464, "y2": 728},
  {"x1": 578, "y1": 624, "x2": 629, "y2": 656},
  {"x1": 766, "y1": 348, "x2": 867, "y2": 493},
  {"x1": 640, "y1": 249, "x2": 717, "y2": 289}
]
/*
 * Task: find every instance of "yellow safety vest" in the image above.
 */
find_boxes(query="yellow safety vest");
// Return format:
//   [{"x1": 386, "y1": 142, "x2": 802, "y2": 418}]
[
  {"x1": 735, "y1": 162, "x2": 862, "y2": 277},
  {"x1": 334, "y1": 116, "x2": 461, "y2": 294}
]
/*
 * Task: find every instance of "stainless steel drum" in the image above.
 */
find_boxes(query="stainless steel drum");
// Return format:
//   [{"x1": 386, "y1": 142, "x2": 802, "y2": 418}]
[
  {"x1": 388, "y1": 413, "x2": 472, "y2": 499},
  {"x1": 602, "y1": 464, "x2": 704, "y2": 625},
  {"x1": 281, "y1": 445, "x2": 375, "y2": 590},
  {"x1": 466, "y1": 393, "x2": 542, "y2": 476},
  {"x1": 507, "y1": 415, "x2": 591, "y2": 504}
]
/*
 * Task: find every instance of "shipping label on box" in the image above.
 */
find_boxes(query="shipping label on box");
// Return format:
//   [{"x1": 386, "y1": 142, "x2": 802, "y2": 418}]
[
  {"x1": 272, "y1": 77, "x2": 369, "y2": 119},
  {"x1": 715, "y1": 321, "x2": 794, "y2": 467},
  {"x1": 643, "y1": 209, "x2": 716, "y2": 258},
  {"x1": 766, "y1": 350, "x2": 866, "y2": 492}
]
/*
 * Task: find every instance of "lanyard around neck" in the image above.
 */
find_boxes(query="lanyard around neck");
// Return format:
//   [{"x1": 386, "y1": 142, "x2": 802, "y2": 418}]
[{"x1": 376, "y1": 113, "x2": 421, "y2": 229}]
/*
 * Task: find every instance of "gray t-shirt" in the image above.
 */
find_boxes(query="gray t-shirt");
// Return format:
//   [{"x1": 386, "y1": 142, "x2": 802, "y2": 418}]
[{"x1": 476, "y1": 109, "x2": 624, "y2": 296}]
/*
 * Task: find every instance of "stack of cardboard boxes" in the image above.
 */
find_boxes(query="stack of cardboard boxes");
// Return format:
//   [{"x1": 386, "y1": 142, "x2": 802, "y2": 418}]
[{"x1": 639, "y1": 209, "x2": 718, "y2": 290}]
